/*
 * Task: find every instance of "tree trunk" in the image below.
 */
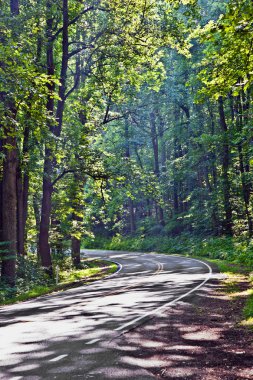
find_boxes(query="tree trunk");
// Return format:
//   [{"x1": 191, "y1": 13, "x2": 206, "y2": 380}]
[
  {"x1": 1, "y1": 133, "x2": 17, "y2": 286},
  {"x1": 39, "y1": 153, "x2": 53, "y2": 275},
  {"x1": 232, "y1": 94, "x2": 253, "y2": 236},
  {"x1": 218, "y1": 96, "x2": 233, "y2": 236},
  {"x1": 0, "y1": 140, "x2": 3, "y2": 253},
  {"x1": 16, "y1": 166, "x2": 24, "y2": 256},
  {"x1": 10, "y1": 0, "x2": 19, "y2": 15},
  {"x1": 55, "y1": 0, "x2": 69, "y2": 136},
  {"x1": 124, "y1": 120, "x2": 136, "y2": 233},
  {"x1": 38, "y1": 2, "x2": 54, "y2": 272},
  {"x1": 0, "y1": 0, "x2": 20, "y2": 284},
  {"x1": 16, "y1": 124, "x2": 30, "y2": 256},
  {"x1": 71, "y1": 237, "x2": 81, "y2": 267},
  {"x1": 33, "y1": 193, "x2": 41, "y2": 258},
  {"x1": 207, "y1": 101, "x2": 220, "y2": 234},
  {"x1": 129, "y1": 198, "x2": 136, "y2": 234},
  {"x1": 150, "y1": 111, "x2": 164, "y2": 225},
  {"x1": 39, "y1": 0, "x2": 69, "y2": 273},
  {"x1": 70, "y1": 173, "x2": 84, "y2": 267},
  {"x1": 173, "y1": 106, "x2": 181, "y2": 215}
]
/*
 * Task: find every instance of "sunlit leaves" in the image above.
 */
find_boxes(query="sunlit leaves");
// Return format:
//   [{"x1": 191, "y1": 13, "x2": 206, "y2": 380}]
[{"x1": 193, "y1": 0, "x2": 253, "y2": 98}]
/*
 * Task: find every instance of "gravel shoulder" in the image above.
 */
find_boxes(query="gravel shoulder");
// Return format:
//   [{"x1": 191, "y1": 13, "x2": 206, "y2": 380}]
[{"x1": 116, "y1": 277, "x2": 253, "y2": 380}]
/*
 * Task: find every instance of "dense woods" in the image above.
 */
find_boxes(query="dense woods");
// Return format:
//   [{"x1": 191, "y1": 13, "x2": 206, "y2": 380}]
[{"x1": 1, "y1": 0, "x2": 253, "y2": 292}]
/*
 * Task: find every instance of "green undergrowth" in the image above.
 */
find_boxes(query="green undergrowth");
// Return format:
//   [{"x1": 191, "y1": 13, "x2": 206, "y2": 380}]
[
  {"x1": 83, "y1": 234, "x2": 253, "y2": 329},
  {"x1": 0, "y1": 256, "x2": 117, "y2": 305}
]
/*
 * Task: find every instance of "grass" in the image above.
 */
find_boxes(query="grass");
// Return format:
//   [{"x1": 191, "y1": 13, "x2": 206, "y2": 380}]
[
  {"x1": 202, "y1": 259, "x2": 253, "y2": 329},
  {"x1": 59, "y1": 260, "x2": 112, "y2": 283},
  {"x1": 0, "y1": 259, "x2": 118, "y2": 305},
  {"x1": 83, "y1": 234, "x2": 253, "y2": 329}
]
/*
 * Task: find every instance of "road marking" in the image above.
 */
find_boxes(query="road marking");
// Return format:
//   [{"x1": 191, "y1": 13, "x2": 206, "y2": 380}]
[
  {"x1": 86, "y1": 338, "x2": 100, "y2": 345},
  {"x1": 93, "y1": 257, "x2": 163, "y2": 299},
  {"x1": 115, "y1": 257, "x2": 212, "y2": 333},
  {"x1": 49, "y1": 354, "x2": 68, "y2": 362}
]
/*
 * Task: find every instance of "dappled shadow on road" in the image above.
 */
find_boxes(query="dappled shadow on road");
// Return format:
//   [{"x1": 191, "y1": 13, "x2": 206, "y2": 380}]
[
  {"x1": 0, "y1": 262, "x2": 211, "y2": 379},
  {"x1": 114, "y1": 280, "x2": 253, "y2": 380},
  {"x1": 1, "y1": 252, "x2": 239, "y2": 379}
]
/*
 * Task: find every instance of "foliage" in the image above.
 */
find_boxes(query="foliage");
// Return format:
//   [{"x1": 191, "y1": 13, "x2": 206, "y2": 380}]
[
  {"x1": 84, "y1": 234, "x2": 253, "y2": 266},
  {"x1": 0, "y1": 256, "x2": 117, "y2": 304},
  {"x1": 0, "y1": 255, "x2": 52, "y2": 303}
]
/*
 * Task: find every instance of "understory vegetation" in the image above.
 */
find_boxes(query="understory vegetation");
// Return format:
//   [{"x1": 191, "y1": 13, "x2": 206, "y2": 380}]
[
  {"x1": 84, "y1": 234, "x2": 253, "y2": 265},
  {"x1": 0, "y1": 256, "x2": 117, "y2": 304}
]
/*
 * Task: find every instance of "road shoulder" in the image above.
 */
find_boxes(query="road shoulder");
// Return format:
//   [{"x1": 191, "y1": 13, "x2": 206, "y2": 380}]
[{"x1": 116, "y1": 278, "x2": 253, "y2": 380}]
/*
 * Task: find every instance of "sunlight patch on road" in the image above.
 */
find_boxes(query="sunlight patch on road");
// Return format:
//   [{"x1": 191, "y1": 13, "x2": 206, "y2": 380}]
[
  {"x1": 122, "y1": 355, "x2": 171, "y2": 368},
  {"x1": 182, "y1": 329, "x2": 221, "y2": 341}
]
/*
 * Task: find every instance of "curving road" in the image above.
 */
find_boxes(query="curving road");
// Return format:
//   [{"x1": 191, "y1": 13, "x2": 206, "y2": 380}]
[{"x1": 0, "y1": 250, "x2": 213, "y2": 379}]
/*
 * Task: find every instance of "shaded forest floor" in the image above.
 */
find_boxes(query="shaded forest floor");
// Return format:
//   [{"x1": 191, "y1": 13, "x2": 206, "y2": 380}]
[{"x1": 116, "y1": 275, "x2": 253, "y2": 380}]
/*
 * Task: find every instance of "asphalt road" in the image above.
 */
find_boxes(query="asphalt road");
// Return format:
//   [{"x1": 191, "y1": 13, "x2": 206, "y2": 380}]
[{"x1": 0, "y1": 250, "x2": 213, "y2": 379}]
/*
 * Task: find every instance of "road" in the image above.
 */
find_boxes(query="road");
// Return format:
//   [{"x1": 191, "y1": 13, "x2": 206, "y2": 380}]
[{"x1": 0, "y1": 250, "x2": 213, "y2": 379}]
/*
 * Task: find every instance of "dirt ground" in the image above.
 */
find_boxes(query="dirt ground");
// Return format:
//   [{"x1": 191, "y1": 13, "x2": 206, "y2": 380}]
[{"x1": 118, "y1": 278, "x2": 253, "y2": 380}]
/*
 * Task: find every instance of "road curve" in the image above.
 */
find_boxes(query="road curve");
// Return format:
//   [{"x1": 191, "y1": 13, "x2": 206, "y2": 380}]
[{"x1": 0, "y1": 250, "x2": 212, "y2": 379}]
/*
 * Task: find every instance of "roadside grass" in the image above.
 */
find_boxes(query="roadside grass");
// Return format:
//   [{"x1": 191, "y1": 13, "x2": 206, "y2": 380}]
[
  {"x1": 203, "y1": 258, "x2": 253, "y2": 329},
  {"x1": 83, "y1": 234, "x2": 253, "y2": 329},
  {"x1": 0, "y1": 259, "x2": 118, "y2": 305},
  {"x1": 59, "y1": 260, "x2": 111, "y2": 283}
]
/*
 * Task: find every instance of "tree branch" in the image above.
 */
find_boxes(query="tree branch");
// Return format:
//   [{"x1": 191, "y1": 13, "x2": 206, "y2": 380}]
[
  {"x1": 52, "y1": 169, "x2": 75, "y2": 187},
  {"x1": 52, "y1": 6, "x2": 95, "y2": 41}
]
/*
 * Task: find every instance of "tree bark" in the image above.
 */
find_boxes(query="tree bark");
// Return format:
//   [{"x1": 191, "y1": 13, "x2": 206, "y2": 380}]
[
  {"x1": 16, "y1": 166, "x2": 24, "y2": 256},
  {"x1": 0, "y1": 0, "x2": 20, "y2": 284},
  {"x1": 1, "y1": 131, "x2": 17, "y2": 286},
  {"x1": 124, "y1": 120, "x2": 136, "y2": 233},
  {"x1": 16, "y1": 124, "x2": 30, "y2": 256},
  {"x1": 232, "y1": 94, "x2": 253, "y2": 236},
  {"x1": 10, "y1": 0, "x2": 19, "y2": 15},
  {"x1": 39, "y1": 153, "x2": 53, "y2": 274},
  {"x1": 129, "y1": 198, "x2": 136, "y2": 234},
  {"x1": 208, "y1": 103, "x2": 219, "y2": 234},
  {"x1": 55, "y1": 0, "x2": 69, "y2": 136},
  {"x1": 71, "y1": 237, "x2": 81, "y2": 267},
  {"x1": 39, "y1": 0, "x2": 69, "y2": 273},
  {"x1": 70, "y1": 173, "x2": 84, "y2": 267},
  {"x1": 150, "y1": 111, "x2": 164, "y2": 225},
  {"x1": 218, "y1": 96, "x2": 233, "y2": 236},
  {"x1": 38, "y1": 0, "x2": 55, "y2": 274},
  {"x1": 0, "y1": 140, "x2": 3, "y2": 253},
  {"x1": 33, "y1": 193, "x2": 41, "y2": 258}
]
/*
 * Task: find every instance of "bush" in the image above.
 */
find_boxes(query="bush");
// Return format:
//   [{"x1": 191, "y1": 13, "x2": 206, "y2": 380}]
[
  {"x1": 83, "y1": 234, "x2": 253, "y2": 266},
  {"x1": 0, "y1": 255, "x2": 52, "y2": 303}
]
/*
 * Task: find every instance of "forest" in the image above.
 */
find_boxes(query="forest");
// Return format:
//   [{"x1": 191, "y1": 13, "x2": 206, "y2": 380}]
[{"x1": 0, "y1": 0, "x2": 253, "y2": 301}]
